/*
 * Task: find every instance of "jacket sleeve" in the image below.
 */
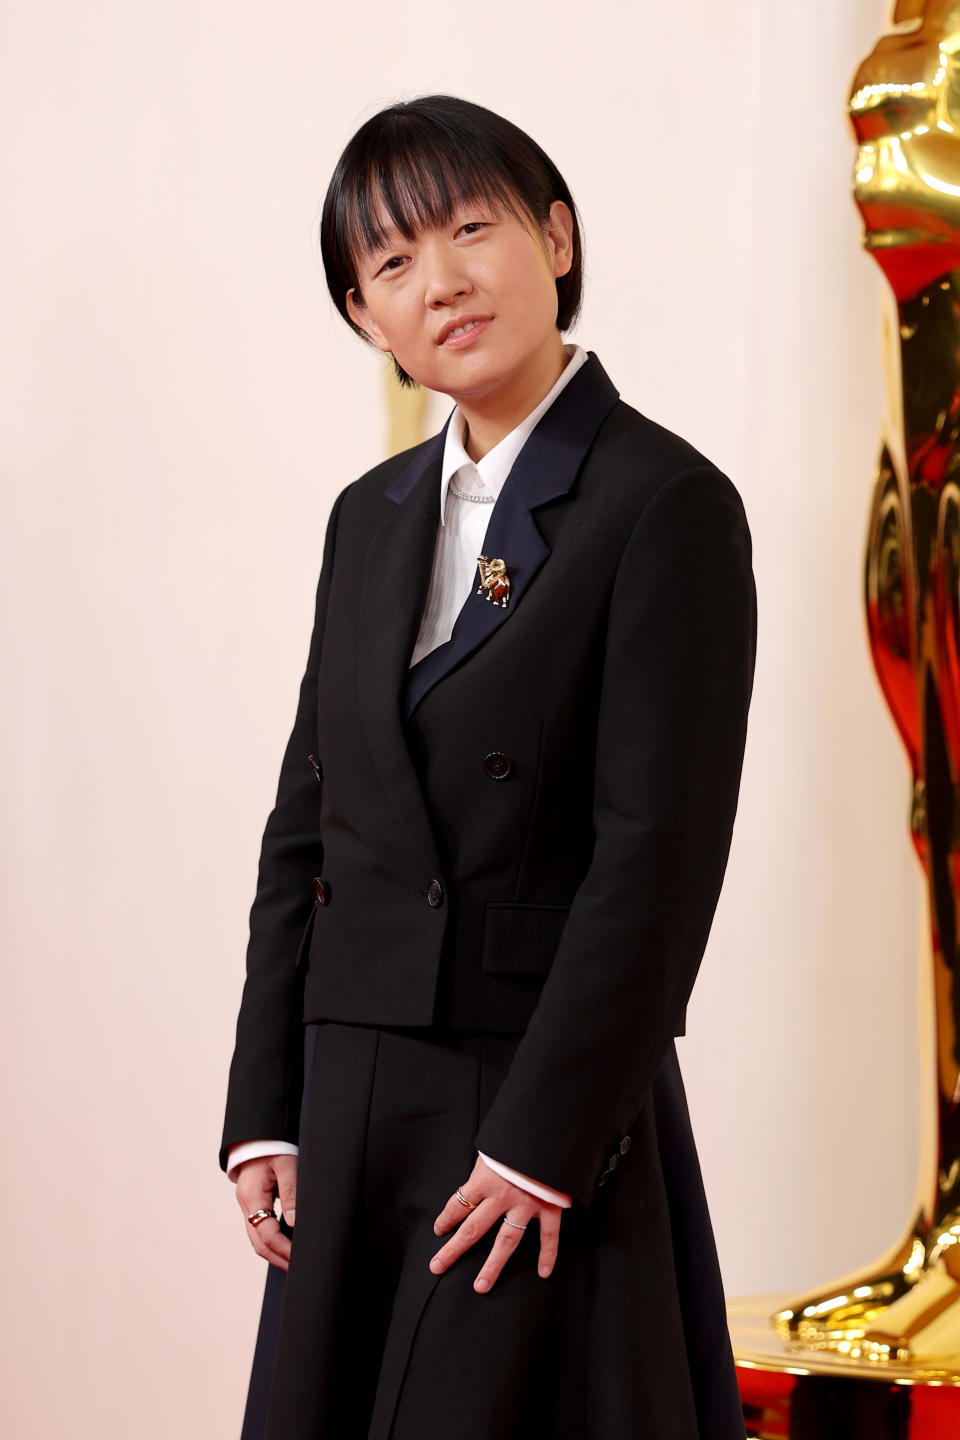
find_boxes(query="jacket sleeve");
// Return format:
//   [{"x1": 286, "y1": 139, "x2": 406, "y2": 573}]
[
  {"x1": 219, "y1": 483, "x2": 351, "y2": 1173},
  {"x1": 473, "y1": 464, "x2": 758, "y2": 1207}
]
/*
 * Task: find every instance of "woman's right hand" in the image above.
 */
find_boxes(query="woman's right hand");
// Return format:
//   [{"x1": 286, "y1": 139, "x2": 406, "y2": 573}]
[{"x1": 235, "y1": 1155, "x2": 298, "y2": 1271}]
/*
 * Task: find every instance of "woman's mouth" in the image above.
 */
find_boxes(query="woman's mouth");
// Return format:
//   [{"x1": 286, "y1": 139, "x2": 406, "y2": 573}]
[{"x1": 440, "y1": 317, "x2": 491, "y2": 348}]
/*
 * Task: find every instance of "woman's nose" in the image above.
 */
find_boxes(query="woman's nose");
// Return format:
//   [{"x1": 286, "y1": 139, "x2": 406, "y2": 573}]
[{"x1": 423, "y1": 261, "x2": 472, "y2": 309}]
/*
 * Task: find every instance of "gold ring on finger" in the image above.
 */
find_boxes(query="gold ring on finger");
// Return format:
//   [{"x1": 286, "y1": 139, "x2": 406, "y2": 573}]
[
  {"x1": 456, "y1": 1188, "x2": 477, "y2": 1209},
  {"x1": 501, "y1": 1216, "x2": 528, "y2": 1230},
  {"x1": 247, "y1": 1208, "x2": 276, "y2": 1227}
]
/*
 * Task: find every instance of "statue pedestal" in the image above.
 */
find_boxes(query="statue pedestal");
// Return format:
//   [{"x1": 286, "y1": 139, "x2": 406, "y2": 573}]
[{"x1": 729, "y1": 1295, "x2": 960, "y2": 1437}]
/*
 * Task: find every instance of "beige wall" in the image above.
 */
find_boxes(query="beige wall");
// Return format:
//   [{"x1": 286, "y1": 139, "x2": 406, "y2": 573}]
[{"x1": 1, "y1": 1, "x2": 915, "y2": 1434}]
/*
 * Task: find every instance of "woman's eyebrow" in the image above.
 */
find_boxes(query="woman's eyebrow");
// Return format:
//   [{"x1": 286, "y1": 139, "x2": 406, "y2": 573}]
[
  {"x1": 360, "y1": 196, "x2": 496, "y2": 264},
  {"x1": 362, "y1": 219, "x2": 410, "y2": 260}
]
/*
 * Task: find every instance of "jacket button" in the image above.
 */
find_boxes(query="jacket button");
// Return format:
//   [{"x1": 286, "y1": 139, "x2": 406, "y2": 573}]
[
  {"x1": 607, "y1": 1152, "x2": 619, "y2": 1171},
  {"x1": 313, "y1": 876, "x2": 330, "y2": 905},
  {"x1": 307, "y1": 754, "x2": 322, "y2": 782},
  {"x1": 482, "y1": 751, "x2": 513, "y2": 781},
  {"x1": 619, "y1": 1136, "x2": 631, "y2": 1155},
  {"x1": 427, "y1": 879, "x2": 444, "y2": 908}
]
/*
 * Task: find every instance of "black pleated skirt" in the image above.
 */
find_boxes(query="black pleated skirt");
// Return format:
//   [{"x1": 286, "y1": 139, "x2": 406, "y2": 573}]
[{"x1": 240, "y1": 1020, "x2": 745, "y2": 1440}]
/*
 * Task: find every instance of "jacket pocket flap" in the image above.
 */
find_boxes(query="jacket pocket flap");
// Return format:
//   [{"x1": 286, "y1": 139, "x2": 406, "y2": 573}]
[{"x1": 482, "y1": 902, "x2": 571, "y2": 977}]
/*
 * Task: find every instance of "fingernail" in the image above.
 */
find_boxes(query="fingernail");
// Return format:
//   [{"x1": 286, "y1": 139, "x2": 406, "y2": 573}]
[
  {"x1": 539, "y1": 1265, "x2": 550, "y2": 1278},
  {"x1": 429, "y1": 1258, "x2": 443, "y2": 1273},
  {"x1": 287, "y1": 1210, "x2": 296, "y2": 1226},
  {"x1": 475, "y1": 1278, "x2": 489, "y2": 1293}
]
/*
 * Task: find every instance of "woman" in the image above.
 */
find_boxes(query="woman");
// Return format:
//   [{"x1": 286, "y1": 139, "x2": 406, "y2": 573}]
[{"x1": 220, "y1": 94, "x2": 756, "y2": 1440}]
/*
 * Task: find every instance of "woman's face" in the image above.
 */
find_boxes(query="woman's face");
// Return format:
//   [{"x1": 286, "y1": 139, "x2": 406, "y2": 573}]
[{"x1": 345, "y1": 198, "x2": 574, "y2": 406}]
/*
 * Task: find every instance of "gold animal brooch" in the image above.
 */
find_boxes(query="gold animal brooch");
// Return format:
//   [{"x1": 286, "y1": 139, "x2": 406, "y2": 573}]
[{"x1": 476, "y1": 555, "x2": 510, "y2": 608}]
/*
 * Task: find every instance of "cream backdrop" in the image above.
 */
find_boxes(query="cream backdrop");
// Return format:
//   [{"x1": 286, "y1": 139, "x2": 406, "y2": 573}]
[{"x1": 0, "y1": 1, "x2": 917, "y2": 1434}]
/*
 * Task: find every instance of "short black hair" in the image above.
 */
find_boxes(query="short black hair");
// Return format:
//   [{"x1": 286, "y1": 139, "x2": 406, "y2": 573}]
[{"x1": 319, "y1": 94, "x2": 584, "y2": 387}]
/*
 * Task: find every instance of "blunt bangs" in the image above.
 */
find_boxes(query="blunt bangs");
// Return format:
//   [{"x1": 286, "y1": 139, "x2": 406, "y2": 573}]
[
  {"x1": 319, "y1": 95, "x2": 584, "y2": 387},
  {"x1": 341, "y1": 138, "x2": 529, "y2": 271}
]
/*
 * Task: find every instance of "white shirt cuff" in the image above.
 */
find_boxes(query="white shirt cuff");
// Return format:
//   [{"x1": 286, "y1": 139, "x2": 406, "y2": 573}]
[
  {"x1": 225, "y1": 1140, "x2": 571, "y2": 1208},
  {"x1": 478, "y1": 1150, "x2": 573, "y2": 1207},
  {"x1": 226, "y1": 1139, "x2": 299, "y2": 1184}
]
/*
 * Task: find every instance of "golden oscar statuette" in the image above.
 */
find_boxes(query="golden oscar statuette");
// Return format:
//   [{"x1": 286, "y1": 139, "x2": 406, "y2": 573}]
[
  {"x1": 729, "y1": 3, "x2": 960, "y2": 1434},
  {"x1": 383, "y1": 357, "x2": 428, "y2": 457}
]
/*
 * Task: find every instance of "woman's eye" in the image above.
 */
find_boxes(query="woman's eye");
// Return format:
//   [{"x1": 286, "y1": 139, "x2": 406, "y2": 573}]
[
  {"x1": 457, "y1": 222, "x2": 487, "y2": 236},
  {"x1": 377, "y1": 255, "x2": 406, "y2": 274}
]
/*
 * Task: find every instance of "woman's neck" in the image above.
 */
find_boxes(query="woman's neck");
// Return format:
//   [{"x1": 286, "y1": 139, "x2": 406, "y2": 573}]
[{"x1": 457, "y1": 334, "x2": 570, "y2": 463}]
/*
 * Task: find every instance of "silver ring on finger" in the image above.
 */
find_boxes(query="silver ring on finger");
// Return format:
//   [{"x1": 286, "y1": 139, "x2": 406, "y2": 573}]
[
  {"x1": 501, "y1": 1215, "x2": 528, "y2": 1230},
  {"x1": 456, "y1": 1188, "x2": 478, "y2": 1209},
  {"x1": 247, "y1": 1208, "x2": 276, "y2": 1228}
]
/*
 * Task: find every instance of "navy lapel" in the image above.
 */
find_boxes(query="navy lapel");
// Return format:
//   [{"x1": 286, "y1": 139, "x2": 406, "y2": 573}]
[
  {"x1": 356, "y1": 350, "x2": 619, "y2": 869},
  {"x1": 402, "y1": 350, "x2": 619, "y2": 717},
  {"x1": 356, "y1": 422, "x2": 450, "y2": 869}
]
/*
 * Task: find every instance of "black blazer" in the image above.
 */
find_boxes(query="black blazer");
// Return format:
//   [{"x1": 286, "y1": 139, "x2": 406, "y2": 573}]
[{"x1": 220, "y1": 351, "x2": 757, "y2": 1208}]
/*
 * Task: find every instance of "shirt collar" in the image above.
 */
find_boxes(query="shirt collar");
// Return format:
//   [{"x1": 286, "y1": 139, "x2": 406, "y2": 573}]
[{"x1": 438, "y1": 342, "x2": 588, "y2": 526}]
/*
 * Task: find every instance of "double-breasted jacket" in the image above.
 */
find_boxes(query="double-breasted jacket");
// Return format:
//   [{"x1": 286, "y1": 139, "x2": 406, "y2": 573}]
[{"x1": 220, "y1": 350, "x2": 756, "y2": 1216}]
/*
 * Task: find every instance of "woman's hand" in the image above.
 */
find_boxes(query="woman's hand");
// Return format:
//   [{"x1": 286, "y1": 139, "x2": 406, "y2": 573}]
[
  {"x1": 430, "y1": 1155, "x2": 563, "y2": 1294},
  {"x1": 235, "y1": 1154, "x2": 298, "y2": 1272}
]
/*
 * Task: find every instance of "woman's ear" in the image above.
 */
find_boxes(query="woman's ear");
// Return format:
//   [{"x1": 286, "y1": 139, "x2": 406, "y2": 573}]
[
  {"x1": 346, "y1": 287, "x2": 392, "y2": 353},
  {"x1": 545, "y1": 200, "x2": 575, "y2": 280}
]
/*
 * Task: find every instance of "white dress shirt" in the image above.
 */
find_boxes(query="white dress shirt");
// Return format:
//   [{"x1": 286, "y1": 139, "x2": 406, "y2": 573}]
[{"x1": 228, "y1": 343, "x2": 589, "y2": 1209}]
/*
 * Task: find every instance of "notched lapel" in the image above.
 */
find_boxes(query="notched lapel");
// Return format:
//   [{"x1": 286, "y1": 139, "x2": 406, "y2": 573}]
[
  {"x1": 356, "y1": 352, "x2": 620, "y2": 868},
  {"x1": 357, "y1": 428, "x2": 448, "y2": 869},
  {"x1": 403, "y1": 351, "x2": 620, "y2": 718},
  {"x1": 402, "y1": 487, "x2": 549, "y2": 718}
]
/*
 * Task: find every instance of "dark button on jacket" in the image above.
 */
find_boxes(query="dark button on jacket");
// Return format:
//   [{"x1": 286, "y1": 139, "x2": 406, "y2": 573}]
[
  {"x1": 482, "y1": 751, "x2": 513, "y2": 780},
  {"x1": 426, "y1": 879, "x2": 444, "y2": 908},
  {"x1": 313, "y1": 876, "x2": 330, "y2": 905}
]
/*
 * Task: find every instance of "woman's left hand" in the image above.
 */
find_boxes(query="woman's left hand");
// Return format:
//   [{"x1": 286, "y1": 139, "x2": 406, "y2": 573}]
[{"x1": 430, "y1": 1155, "x2": 563, "y2": 1293}]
